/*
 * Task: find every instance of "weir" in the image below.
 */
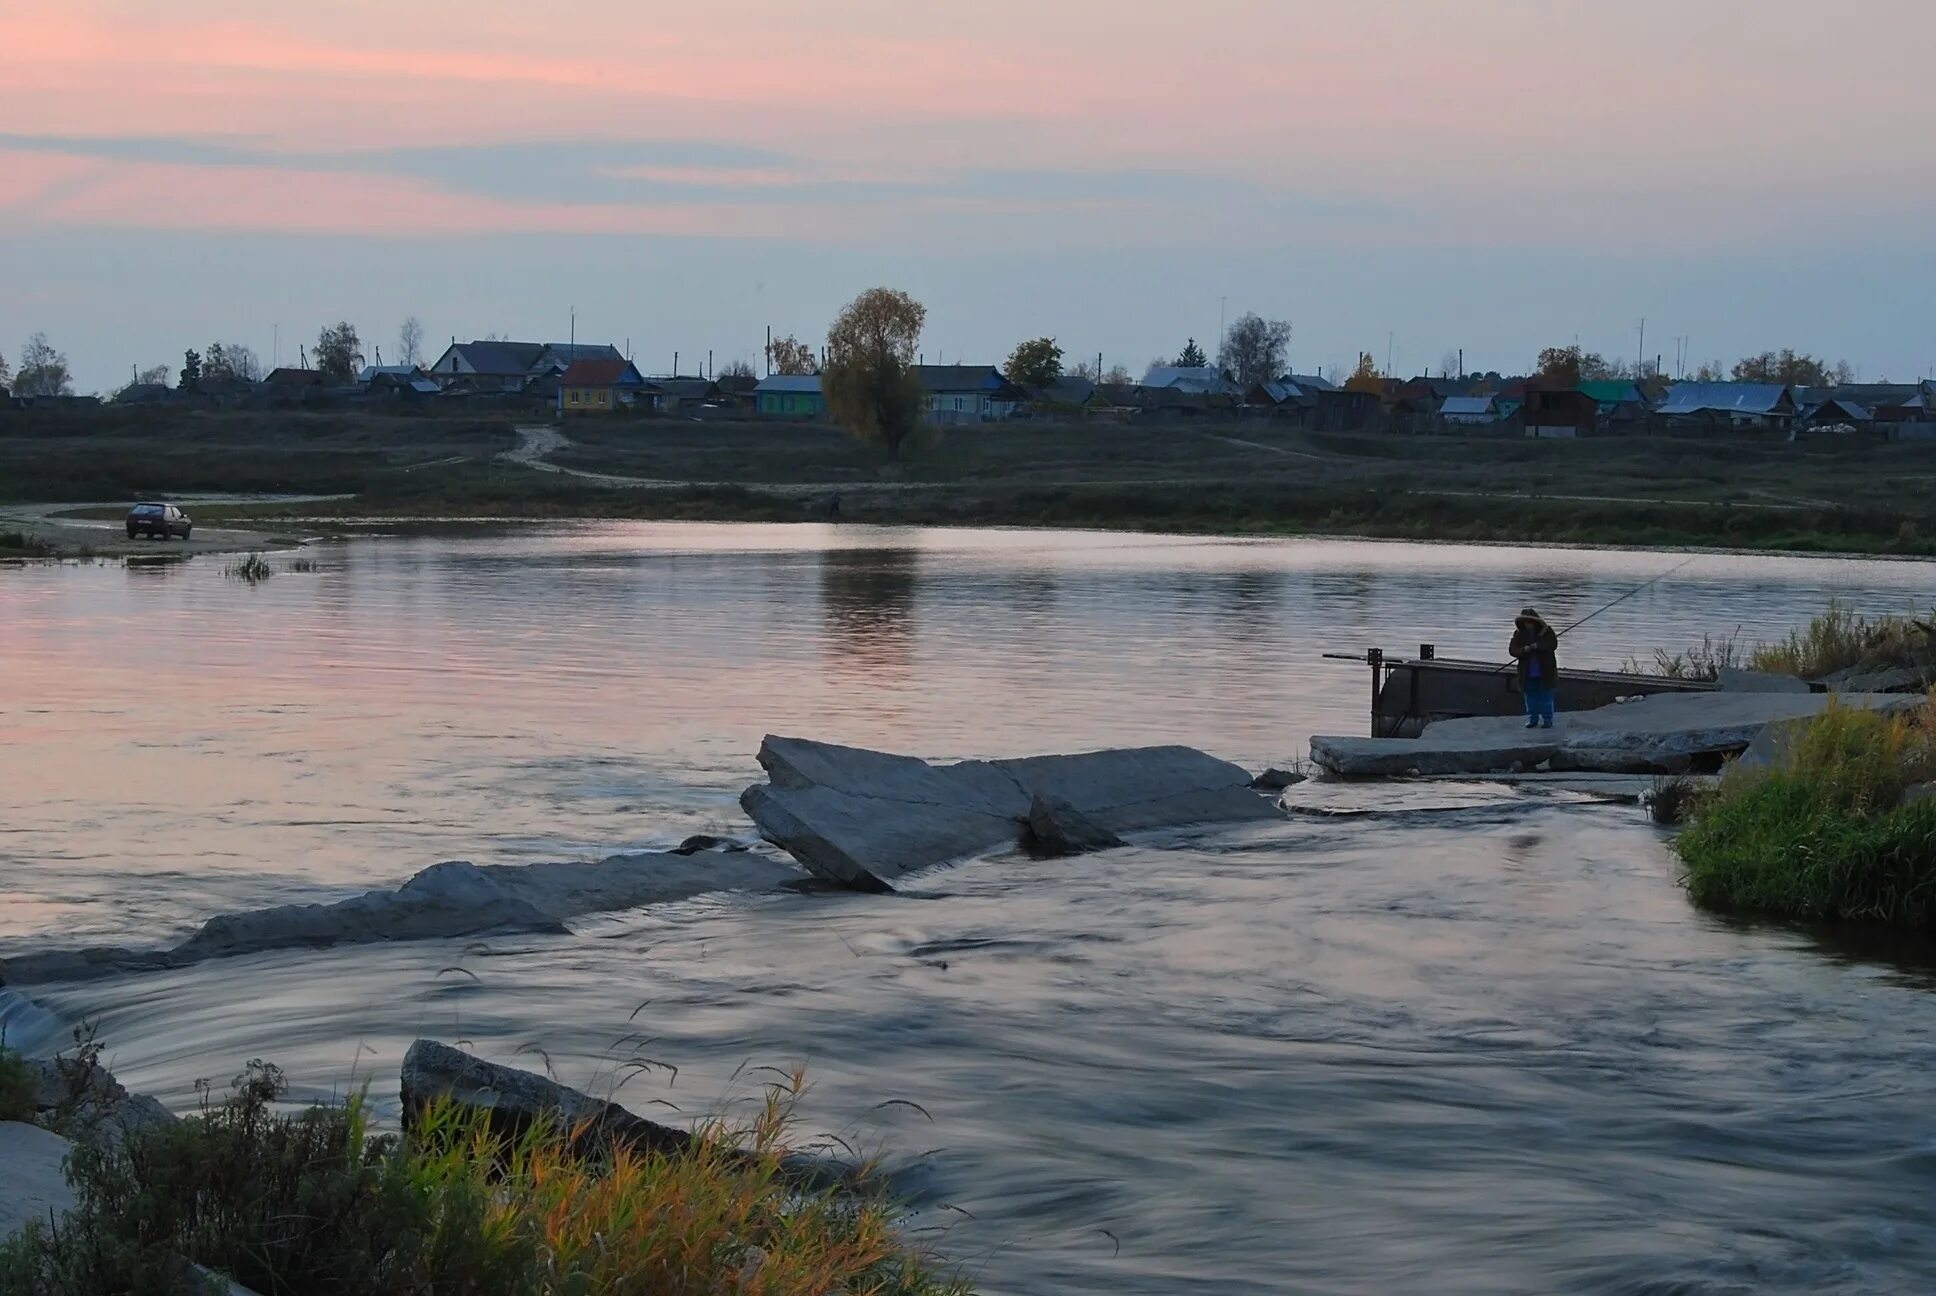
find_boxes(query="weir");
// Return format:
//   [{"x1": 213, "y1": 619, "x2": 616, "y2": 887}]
[{"x1": 1324, "y1": 646, "x2": 1718, "y2": 738}]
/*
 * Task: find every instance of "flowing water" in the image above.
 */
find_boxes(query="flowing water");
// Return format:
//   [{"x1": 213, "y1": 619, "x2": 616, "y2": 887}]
[{"x1": 3, "y1": 525, "x2": 1935, "y2": 1293}]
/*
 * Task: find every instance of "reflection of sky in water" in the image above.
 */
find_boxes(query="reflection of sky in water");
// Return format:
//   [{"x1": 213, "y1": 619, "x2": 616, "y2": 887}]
[{"x1": 2, "y1": 523, "x2": 1931, "y2": 944}]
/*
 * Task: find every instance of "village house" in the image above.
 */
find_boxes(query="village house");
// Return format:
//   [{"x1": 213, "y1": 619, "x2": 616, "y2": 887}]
[
  {"x1": 426, "y1": 341, "x2": 546, "y2": 391},
  {"x1": 1439, "y1": 394, "x2": 1505, "y2": 426},
  {"x1": 916, "y1": 365, "x2": 1025, "y2": 423},
  {"x1": 560, "y1": 359, "x2": 651, "y2": 413},
  {"x1": 1522, "y1": 384, "x2": 1599, "y2": 439},
  {"x1": 1142, "y1": 365, "x2": 1240, "y2": 397},
  {"x1": 1656, "y1": 382, "x2": 1798, "y2": 429},
  {"x1": 753, "y1": 374, "x2": 825, "y2": 419}
]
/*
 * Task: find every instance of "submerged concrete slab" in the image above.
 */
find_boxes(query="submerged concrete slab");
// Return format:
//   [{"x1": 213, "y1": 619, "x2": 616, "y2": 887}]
[
  {"x1": 1311, "y1": 690, "x2": 1922, "y2": 778},
  {"x1": 741, "y1": 737, "x2": 1279, "y2": 889}
]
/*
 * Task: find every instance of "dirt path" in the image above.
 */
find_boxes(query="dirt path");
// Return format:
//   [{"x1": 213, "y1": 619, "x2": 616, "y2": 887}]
[
  {"x1": 499, "y1": 425, "x2": 679, "y2": 488},
  {"x1": 0, "y1": 499, "x2": 317, "y2": 559}
]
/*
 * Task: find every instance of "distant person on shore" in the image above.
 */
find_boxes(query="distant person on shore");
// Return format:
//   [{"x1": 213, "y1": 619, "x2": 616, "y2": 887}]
[{"x1": 1511, "y1": 607, "x2": 1560, "y2": 729}]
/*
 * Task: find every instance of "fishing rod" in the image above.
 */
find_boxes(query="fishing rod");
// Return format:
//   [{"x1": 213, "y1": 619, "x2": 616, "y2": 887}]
[{"x1": 1490, "y1": 554, "x2": 1701, "y2": 674}]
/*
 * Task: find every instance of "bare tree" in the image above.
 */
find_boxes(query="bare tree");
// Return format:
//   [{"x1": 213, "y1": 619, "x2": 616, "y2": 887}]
[
  {"x1": 14, "y1": 333, "x2": 72, "y2": 397},
  {"x1": 399, "y1": 316, "x2": 425, "y2": 368},
  {"x1": 0, "y1": 349, "x2": 10, "y2": 392},
  {"x1": 1440, "y1": 350, "x2": 1461, "y2": 379},
  {"x1": 205, "y1": 342, "x2": 263, "y2": 384},
  {"x1": 1217, "y1": 314, "x2": 1292, "y2": 386}
]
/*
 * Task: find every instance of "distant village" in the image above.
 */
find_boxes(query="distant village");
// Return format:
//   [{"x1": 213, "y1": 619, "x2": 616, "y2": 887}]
[{"x1": 5, "y1": 329, "x2": 1934, "y2": 440}]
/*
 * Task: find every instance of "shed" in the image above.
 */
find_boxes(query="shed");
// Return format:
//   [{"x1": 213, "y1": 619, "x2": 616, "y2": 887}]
[{"x1": 754, "y1": 374, "x2": 826, "y2": 419}]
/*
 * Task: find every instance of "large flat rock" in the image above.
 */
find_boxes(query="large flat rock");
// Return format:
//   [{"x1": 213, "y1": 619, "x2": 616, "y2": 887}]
[
  {"x1": 1311, "y1": 690, "x2": 1922, "y2": 778},
  {"x1": 0, "y1": 1122, "x2": 74, "y2": 1243},
  {"x1": 741, "y1": 737, "x2": 1279, "y2": 889}
]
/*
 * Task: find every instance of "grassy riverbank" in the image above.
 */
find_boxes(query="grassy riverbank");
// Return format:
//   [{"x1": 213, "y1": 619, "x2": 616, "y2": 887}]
[
  {"x1": 1676, "y1": 699, "x2": 1936, "y2": 927},
  {"x1": 6, "y1": 409, "x2": 1936, "y2": 556},
  {"x1": 1, "y1": 1060, "x2": 965, "y2": 1296}
]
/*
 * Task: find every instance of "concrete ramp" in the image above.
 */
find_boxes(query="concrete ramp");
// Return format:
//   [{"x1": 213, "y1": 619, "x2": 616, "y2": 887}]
[
  {"x1": 740, "y1": 736, "x2": 1281, "y2": 889},
  {"x1": 1311, "y1": 690, "x2": 1922, "y2": 778}
]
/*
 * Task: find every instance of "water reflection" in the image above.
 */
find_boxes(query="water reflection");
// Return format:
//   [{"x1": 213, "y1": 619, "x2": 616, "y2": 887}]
[{"x1": 819, "y1": 546, "x2": 921, "y2": 678}]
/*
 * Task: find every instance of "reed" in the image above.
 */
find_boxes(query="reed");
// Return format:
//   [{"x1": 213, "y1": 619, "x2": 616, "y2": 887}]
[{"x1": 1747, "y1": 600, "x2": 1936, "y2": 679}]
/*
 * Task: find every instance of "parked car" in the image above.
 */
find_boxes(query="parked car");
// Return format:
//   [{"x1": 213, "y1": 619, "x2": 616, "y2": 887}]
[{"x1": 126, "y1": 502, "x2": 193, "y2": 541}]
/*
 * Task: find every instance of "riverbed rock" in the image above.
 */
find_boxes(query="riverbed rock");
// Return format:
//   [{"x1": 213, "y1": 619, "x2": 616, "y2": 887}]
[
  {"x1": 27, "y1": 1055, "x2": 177, "y2": 1148},
  {"x1": 1023, "y1": 794, "x2": 1127, "y2": 858},
  {"x1": 1311, "y1": 691, "x2": 1925, "y2": 779},
  {"x1": 1715, "y1": 667, "x2": 1815, "y2": 694},
  {"x1": 173, "y1": 861, "x2": 567, "y2": 962},
  {"x1": 0, "y1": 1122, "x2": 75, "y2": 1244},
  {"x1": 3, "y1": 850, "x2": 804, "y2": 986},
  {"x1": 740, "y1": 736, "x2": 1279, "y2": 888},
  {"x1": 400, "y1": 1038, "x2": 693, "y2": 1159},
  {"x1": 1824, "y1": 666, "x2": 1931, "y2": 695},
  {"x1": 1250, "y1": 768, "x2": 1309, "y2": 791}
]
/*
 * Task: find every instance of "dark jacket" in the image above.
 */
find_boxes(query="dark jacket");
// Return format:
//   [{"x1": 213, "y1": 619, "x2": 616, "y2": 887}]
[{"x1": 1510, "y1": 621, "x2": 1560, "y2": 688}]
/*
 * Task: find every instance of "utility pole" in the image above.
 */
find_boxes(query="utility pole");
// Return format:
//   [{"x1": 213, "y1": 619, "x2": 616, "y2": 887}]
[
  {"x1": 1637, "y1": 318, "x2": 1646, "y2": 379},
  {"x1": 765, "y1": 326, "x2": 772, "y2": 376}
]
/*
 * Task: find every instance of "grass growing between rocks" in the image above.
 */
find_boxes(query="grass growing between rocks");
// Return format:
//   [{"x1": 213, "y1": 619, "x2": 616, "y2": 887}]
[
  {"x1": 1747, "y1": 600, "x2": 1936, "y2": 679},
  {"x1": 0, "y1": 1061, "x2": 970, "y2": 1296},
  {"x1": 1675, "y1": 699, "x2": 1936, "y2": 927}
]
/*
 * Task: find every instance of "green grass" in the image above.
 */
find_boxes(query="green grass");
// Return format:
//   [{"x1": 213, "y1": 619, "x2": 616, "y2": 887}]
[
  {"x1": 0, "y1": 1060, "x2": 969, "y2": 1296},
  {"x1": 1676, "y1": 700, "x2": 1936, "y2": 926}
]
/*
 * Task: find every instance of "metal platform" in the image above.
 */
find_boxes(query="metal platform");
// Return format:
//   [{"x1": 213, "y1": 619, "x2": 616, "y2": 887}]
[{"x1": 1325, "y1": 646, "x2": 1718, "y2": 738}]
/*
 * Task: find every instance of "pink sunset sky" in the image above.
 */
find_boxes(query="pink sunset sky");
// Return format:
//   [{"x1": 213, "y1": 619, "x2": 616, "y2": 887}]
[{"x1": 2, "y1": 0, "x2": 1932, "y2": 388}]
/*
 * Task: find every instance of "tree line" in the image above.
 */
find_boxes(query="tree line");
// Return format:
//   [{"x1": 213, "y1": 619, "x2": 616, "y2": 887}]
[{"x1": 1536, "y1": 344, "x2": 1856, "y2": 388}]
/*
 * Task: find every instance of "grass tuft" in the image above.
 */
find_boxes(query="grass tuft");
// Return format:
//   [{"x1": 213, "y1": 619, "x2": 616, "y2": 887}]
[
  {"x1": 224, "y1": 553, "x2": 274, "y2": 583},
  {"x1": 0, "y1": 529, "x2": 53, "y2": 558},
  {"x1": 0, "y1": 1058, "x2": 970, "y2": 1296},
  {"x1": 1747, "y1": 599, "x2": 1936, "y2": 679},
  {"x1": 1675, "y1": 697, "x2": 1936, "y2": 926}
]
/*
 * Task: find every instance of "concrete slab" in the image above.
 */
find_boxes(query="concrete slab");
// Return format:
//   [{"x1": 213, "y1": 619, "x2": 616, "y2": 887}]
[
  {"x1": 1312, "y1": 691, "x2": 1923, "y2": 778},
  {"x1": 742, "y1": 737, "x2": 1280, "y2": 889}
]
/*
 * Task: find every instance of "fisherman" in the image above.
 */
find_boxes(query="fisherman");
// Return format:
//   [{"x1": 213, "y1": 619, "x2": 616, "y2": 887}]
[{"x1": 1511, "y1": 607, "x2": 1560, "y2": 729}]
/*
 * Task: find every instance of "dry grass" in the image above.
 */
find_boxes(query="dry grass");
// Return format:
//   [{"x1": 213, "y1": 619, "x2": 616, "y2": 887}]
[
  {"x1": 1748, "y1": 600, "x2": 1936, "y2": 679},
  {"x1": 0, "y1": 1060, "x2": 969, "y2": 1296}
]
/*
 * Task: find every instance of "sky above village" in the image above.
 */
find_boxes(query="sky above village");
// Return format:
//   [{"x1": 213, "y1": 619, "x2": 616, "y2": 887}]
[{"x1": 3, "y1": 0, "x2": 1932, "y2": 391}]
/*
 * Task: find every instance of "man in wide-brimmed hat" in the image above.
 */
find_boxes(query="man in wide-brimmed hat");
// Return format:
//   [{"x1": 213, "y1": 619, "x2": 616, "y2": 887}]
[{"x1": 1510, "y1": 607, "x2": 1561, "y2": 729}]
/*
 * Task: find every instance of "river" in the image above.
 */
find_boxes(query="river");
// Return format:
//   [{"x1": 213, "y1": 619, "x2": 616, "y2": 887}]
[{"x1": 3, "y1": 525, "x2": 1934, "y2": 1293}]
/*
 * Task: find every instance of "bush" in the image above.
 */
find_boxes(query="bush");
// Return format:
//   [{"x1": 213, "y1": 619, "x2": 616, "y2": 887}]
[
  {"x1": 0, "y1": 1060, "x2": 968, "y2": 1296},
  {"x1": 0, "y1": 1043, "x2": 36, "y2": 1123},
  {"x1": 1748, "y1": 600, "x2": 1936, "y2": 679},
  {"x1": 1676, "y1": 701, "x2": 1936, "y2": 925}
]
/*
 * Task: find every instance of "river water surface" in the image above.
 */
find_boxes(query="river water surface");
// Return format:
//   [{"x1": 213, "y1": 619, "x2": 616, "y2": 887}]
[{"x1": 3, "y1": 525, "x2": 1935, "y2": 1293}]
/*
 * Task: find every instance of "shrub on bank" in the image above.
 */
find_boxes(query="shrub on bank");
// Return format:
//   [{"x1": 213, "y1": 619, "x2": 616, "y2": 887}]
[
  {"x1": 1676, "y1": 700, "x2": 1936, "y2": 926},
  {"x1": 0, "y1": 1061, "x2": 968, "y2": 1296},
  {"x1": 1748, "y1": 600, "x2": 1936, "y2": 679},
  {"x1": 0, "y1": 1043, "x2": 36, "y2": 1122}
]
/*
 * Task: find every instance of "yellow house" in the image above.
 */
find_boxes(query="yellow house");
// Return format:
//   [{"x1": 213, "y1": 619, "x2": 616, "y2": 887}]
[{"x1": 561, "y1": 359, "x2": 653, "y2": 414}]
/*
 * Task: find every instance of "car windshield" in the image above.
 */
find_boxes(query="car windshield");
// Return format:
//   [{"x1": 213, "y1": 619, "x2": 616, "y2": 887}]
[{"x1": 132, "y1": 505, "x2": 163, "y2": 515}]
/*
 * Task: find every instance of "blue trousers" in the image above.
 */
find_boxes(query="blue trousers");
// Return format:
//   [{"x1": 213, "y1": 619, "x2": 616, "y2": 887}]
[{"x1": 1523, "y1": 685, "x2": 1556, "y2": 724}]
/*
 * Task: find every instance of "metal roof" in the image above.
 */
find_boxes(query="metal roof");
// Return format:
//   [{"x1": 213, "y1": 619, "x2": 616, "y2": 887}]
[
  {"x1": 1142, "y1": 365, "x2": 1236, "y2": 395},
  {"x1": 1281, "y1": 372, "x2": 1337, "y2": 392},
  {"x1": 442, "y1": 341, "x2": 545, "y2": 375},
  {"x1": 1577, "y1": 380, "x2": 1645, "y2": 405},
  {"x1": 1440, "y1": 396, "x2": 1499, "y2": 416},
  {"x1": 562, "y1": 359, "x2": 646, "y2": 387},
  {"x1": 755, "y1": 375, "x2": 822, "y2": 394},
  {"x1": 1658, "y1": 382, "x2": 1793, "y2": 416},
  {"x1": 914, "y1": 364, "x2": 1005, "y2": 392}
]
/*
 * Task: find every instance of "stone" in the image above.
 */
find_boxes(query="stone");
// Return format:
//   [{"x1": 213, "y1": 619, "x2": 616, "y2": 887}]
[
  {"x1": 0, "y1": 1122, "x2": 75, "y2": 1244},
  {"x1": 740, "y1": 737, "x2": 1279, "y2": 889},
  {"x1": 1250, "y1": 768, "x2": 1309, "y2": 791},
  {"x1": 399, "y1": 1040, "x2": 850, "y2": 1191},
  {"x1": 4, "y1": 851, "x2": 803, "y2": 986},
  {"x1": 1716, "y1": 667, "x2": 1815, "y2": 694},
  {"x1": 1022, "y1": 794, "x2": 1127, "y2": 858},
  {"x1": 28, "y1": 1056, "x2": 177, "y2": 1148},
  {"x1": 671, "y1": 834, "x2": 745, "y2": 855},
  {"x1": 1311, "y1": 691, "x2": 1925, "y2": 779},
  {"x1": 1826, "y1": 666, "x2": 1931, "y2": 695},
  {"x1": 401, "y1": 1038, "x2": 693, "y2": 1159},
  {"x1": 173, "y1": 861, "x2": 567, "y2": 963},
  {"x1": 1308, "y1": 733, "x2": 1560, "y2": 778}
]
